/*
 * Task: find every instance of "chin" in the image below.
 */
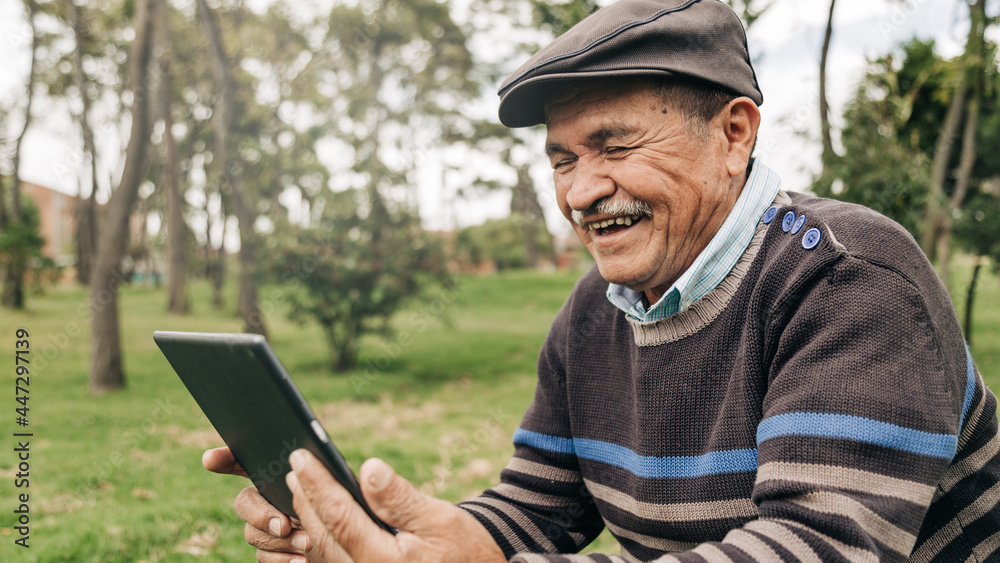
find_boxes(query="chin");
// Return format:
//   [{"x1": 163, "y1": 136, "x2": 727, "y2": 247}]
[{"x1": 594, "y1": 260, "x2": 655, "y2": 291}]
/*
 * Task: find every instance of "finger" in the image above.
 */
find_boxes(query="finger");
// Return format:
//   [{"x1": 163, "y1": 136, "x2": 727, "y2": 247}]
[
  {"x1": 287, "y1": 484, "x2": 357, "y2": 563},
  {"x1": 287, "y1": 450, "x2": 394, "y2": 561},
  {"x1": 244, "y1": 521, "x2": 311, "y2": 556},
  {"x1": 202, "y1": 447, "x2": 248, "y2": 478},
  {"x1": 359, "y1": 457, "x2": 436, "y2": 533},
  {"x1": 235, "y1": 486, "x2": 296, "y2": 543}
]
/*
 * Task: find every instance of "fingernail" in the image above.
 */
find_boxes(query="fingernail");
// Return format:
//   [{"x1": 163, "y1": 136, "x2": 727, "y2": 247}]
[
  {"x1": 289, "y1": 449, "x2": 306, "y2": 471},
  {"x1": 291, "y1": 532, "x2": 310, "y2": 551},
  {"x1": 290, "y1": 558, "x2": 306, "y2": 563},
  {"x1": 286, "y1": 471, "x2": 299, "y2": 491},
  {"x1": 368, "y1": 458, "x2": 393, "y2": 491},
  {"x1": 269, "y1": 518, "x2": 283, "y2": 536}
]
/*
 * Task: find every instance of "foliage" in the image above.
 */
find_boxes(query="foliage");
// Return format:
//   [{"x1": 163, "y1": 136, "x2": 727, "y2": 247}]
[
  {"x1": 531, "y1": 0, "x2": 601, "y2": 36},
  {"x1": 0, "y1": 198, "x2": 56, "y2": 295},
  {"x1": 955, "y1": 186, "x2": 1000, "y2": 264},
  {"x1": 266, "y1": 189, "x2": 450, "y2": 372},
  {"x1": 814, "y1": 39, "x2": 1000, "y2": 240},
  {"x1": 722, "y1": 0, "x2": 774, "y2": 29},
  {"x1": 454, "y1": 215, "x2": 554, "y2": 270}
]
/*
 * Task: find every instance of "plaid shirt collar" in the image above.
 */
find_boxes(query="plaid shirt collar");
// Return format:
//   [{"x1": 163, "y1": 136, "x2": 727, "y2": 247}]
[{"x1": 606, "y1": 159, "x2": 782, "y2": 322}]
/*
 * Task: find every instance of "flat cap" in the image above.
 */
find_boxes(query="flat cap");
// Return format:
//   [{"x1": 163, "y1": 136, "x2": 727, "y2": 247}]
[{"x1": 498, "y1": 0, "x2": 763, "y2": 128}]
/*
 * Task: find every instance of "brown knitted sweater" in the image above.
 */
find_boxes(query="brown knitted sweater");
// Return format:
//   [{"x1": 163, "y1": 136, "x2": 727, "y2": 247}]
[{"x1": 460, "y1": 192, "x2": 1000, "y2": 562}]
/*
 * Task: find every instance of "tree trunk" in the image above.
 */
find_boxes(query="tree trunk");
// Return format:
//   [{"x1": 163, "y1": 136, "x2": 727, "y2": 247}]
[
  {"x1": 920, "y1": 1, "x2": 984, "y2": 260},
  {"x1": 964, "y1": 258, "x2": 981, "y2": 346},
  {"x1": 509, "y1": 164, "x2": 552, "y2": 269},
  {"x1": 207, "y1": 197, "x2": 226, "y2": 309},
  {"x1": 921, "y1": 80, "x2": 964, "y2": 260},
  {"x1": 71, "y1": 1, "x2": 99, "y2": 286},
  {"x1": 158, "y1": 14, "x2": 189, "y2": 314},
  {"x1": 212, "y1": 243, "x2": 225, "y2": 308},
  {"x1": 934, "y1": 68, "x2": 982, "y2": 294},
  {"x1": 924, "y1": 0, "x2": 985, "y2": 291},
  {"x1": 3, "y1": 0, "x2": 40, "y2": 309},
  {"x1": 89, "y1": 0, "x2": 157, "y2": 394},
  {"x1": 819, "y1": 0, "x2": 836, "y2": 170},
  {"x1": 327, "y1": 321, "x2": 360, "y2": 373},
  {"x1": 196, "y1": 0, "x2": 267, "y2": 337}
]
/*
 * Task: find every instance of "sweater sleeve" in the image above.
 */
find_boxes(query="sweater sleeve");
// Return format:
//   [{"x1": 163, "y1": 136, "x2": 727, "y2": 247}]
[
  {"x1": 502, "y1": 255, "x2": 980, "y2": 562},
  {"x1": 459, "y1": 297, "x2": 607, "y2": 558}
]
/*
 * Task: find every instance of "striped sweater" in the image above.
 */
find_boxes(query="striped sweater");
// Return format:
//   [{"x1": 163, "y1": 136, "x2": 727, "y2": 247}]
[{"x1": 459, "y1": 192, "x2": 1000, "y2": 562}]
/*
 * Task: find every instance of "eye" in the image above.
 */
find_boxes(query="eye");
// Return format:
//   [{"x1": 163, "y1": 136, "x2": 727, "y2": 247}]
[
  {"x1": 553, "y1": 157, "x2": 576, "y2": 170},
  {"x1": 604, "y1": 146, "x2": 631, "y2": 156}
]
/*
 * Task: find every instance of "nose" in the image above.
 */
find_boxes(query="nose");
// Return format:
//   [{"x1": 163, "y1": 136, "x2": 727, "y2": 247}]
[{"x1": 564, "y1": 156, "x2": 616, "y2": 213}]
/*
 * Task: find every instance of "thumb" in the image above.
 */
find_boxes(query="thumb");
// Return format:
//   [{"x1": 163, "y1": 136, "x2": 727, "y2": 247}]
[{"x1": 360, "y1": 457, "x2": 432, "y2": 531}]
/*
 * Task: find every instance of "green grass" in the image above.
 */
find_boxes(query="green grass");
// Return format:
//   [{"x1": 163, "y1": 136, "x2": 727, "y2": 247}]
[{"x1": 0, "y1": 264, "x2": 996, "y2": 562}]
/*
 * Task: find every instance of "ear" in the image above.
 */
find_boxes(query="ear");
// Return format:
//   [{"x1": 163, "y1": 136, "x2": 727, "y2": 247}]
[{"x1": 721, "y1": 97, "x2": 760, "y2": 178}]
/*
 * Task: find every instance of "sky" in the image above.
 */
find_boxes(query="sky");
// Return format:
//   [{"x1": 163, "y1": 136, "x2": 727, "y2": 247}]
[{"x1": 0, "y1": 0, "x2": 977, "y2": 240}]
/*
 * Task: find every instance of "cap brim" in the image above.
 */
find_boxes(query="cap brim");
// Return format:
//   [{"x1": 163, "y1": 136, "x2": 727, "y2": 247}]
[{"x1": 501, "y1": 69, "x2": 693, "y2": 128}]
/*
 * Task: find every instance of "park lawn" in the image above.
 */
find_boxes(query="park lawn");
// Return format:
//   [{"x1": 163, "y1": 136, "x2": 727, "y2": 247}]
[{"x1": 0, "y1": 264, "x2": 996, "y2": 561}]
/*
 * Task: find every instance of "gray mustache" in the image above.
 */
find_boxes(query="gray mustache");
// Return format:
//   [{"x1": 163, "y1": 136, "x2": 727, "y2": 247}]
[{"x1": 572, "y1": 197, "x2": 653, "y2": 227}]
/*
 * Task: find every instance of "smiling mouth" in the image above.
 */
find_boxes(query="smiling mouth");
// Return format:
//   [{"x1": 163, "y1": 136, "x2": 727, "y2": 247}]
[{"x1": 585, "y1": 214, "x2": 646, "y2": 235}]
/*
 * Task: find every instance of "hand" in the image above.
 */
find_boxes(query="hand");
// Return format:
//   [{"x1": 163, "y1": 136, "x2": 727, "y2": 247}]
[
  {"x1": 203, "y1": 447, "x2": 326, "y2": 562},
  {"x1": 287, "y1": 449, "x2": 506, "y2": 563}
]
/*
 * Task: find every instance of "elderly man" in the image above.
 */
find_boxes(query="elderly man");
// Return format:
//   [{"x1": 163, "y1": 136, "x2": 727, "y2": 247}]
[{"x1": 204, "y1": 0, "x2": 1000, "y2": 560}]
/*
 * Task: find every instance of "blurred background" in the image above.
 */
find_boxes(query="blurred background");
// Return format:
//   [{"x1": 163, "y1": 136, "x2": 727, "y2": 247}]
[{"x1": 0, "y1": 0, "x2": 997, "y2": 560}]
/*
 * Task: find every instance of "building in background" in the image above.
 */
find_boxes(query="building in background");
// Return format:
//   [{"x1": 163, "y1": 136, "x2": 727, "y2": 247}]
[{"x1": 20, "y1": 181, "x2": 79, "y2": 267}]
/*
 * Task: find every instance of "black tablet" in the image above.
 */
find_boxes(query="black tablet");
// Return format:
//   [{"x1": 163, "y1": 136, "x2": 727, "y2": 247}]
[{"x1": 153, "y1": 330, "x2": 394, "y2": 533}]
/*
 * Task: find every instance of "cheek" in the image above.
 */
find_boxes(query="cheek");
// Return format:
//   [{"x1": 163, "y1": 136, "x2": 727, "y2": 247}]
[{"x1": 553, "y1": 177, "x2": 573, "y2": 218}]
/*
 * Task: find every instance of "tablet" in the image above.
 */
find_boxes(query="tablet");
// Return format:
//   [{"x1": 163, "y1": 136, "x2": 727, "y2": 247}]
[{"x1": 153, "y1": 330, "x2": 394, "y2": 533}]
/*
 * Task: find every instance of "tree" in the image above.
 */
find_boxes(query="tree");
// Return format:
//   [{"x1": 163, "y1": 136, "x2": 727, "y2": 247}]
[
  {"x1": 196, "y1": 0, "x2": 268, "y2": 337},
  {"x1": 813, "y1": 40, "x2": 944, "y2": 235},
  {"x1": 2, "y1": 0, "x2": 41, "y2": 309},
  {"x1": 88, "y1": 0, "x2": 157, "y2": 393},
  {"x1": 454, "y1": 215, "x2": 554, "y2": 271},
  {"x1": 157, "y1": 7, "x2": 189, "y2": 314},
  {"x1": 954, "y1": 184, "x2": 1000, "y2": 345},
  {"x1": 269, "y1": 191, "x2": 449, "y2": 371},
  {"x1": 0, "y1": 199, "x2": 46, "y2": 299},
  {"x1": 256, "y1": 0, "x2": 478, "y2": 369},
  {"x1": 531, "y1": 0, "x2": 600, "y2": 36},
  {"x1": 722, "y1": 0, "x2": 774, "y2": 30},
  {"x1": 819, "y1": 0, "x2": 837, "y2": 171},
  {"x1": 920, "y1": 0, "x2": 988, "y2": 292},
  {"x1": 454, "y1": 0, "x2": 601, "y2": 269},
  {"x1": 41, "y1": 0, "x2": 137, "y2": 288},
  {"x1": 68, "y1": 0, "x2": 100, "y2": 286}
]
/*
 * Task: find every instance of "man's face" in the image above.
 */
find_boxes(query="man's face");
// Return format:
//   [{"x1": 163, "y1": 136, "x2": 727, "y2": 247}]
[{"x1": 544, "y1": 82, "x2": 740, "y2": 302}]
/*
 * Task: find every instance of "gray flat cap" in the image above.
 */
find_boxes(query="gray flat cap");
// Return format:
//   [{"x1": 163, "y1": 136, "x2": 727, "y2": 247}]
[{"x1": 498, "y1": 0, "x2": 763, "y2": 128}]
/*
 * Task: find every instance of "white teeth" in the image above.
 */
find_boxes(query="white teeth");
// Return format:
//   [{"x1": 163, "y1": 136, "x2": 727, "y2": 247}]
[
  {"x1": 624, "y1": 217, "x2": 632, "y2": 226},
  {"x1": 615, "y1": 217, "x2": 624, "y2": 225}
]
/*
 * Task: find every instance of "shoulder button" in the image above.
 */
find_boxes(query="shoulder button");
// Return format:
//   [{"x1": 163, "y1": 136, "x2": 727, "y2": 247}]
[
  {"x1": 781, "y1": 211, "x2": 796, "y2": 232},
  {"x1": 802, "y1": 227, "x2": 822, "y2": 250},
  {"x1": 762, "y1": 207, "x2": 778, "y2": 224},
  {"x1": 791, "y1": 214, "x2": 807, "y2": 235}
]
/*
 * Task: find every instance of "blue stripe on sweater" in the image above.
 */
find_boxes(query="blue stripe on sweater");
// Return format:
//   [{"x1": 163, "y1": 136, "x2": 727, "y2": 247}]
[
  {"x1": 961, "y1": 345, "x2": 976, "y2": 428},
  {"x1": 512, "y1": 428, "x2": 758, "y2": 478},
  {"x1": 756, "y1": 412, "x2": 957, "y2": 460}
]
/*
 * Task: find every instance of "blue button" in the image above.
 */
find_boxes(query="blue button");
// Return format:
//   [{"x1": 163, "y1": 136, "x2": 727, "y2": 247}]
[
  {"x1": 781, "y1": 212, "x2": 796, "y2": 232},
  {"x1": 802, "y1": 227, "x2": 822, "y2": 249},
  {"x1": 762, "y1": 207, "x2": 778, "y2": 224},
  {"x1": 791, "y1": 214, "x2": 807, "y2": 235}
]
